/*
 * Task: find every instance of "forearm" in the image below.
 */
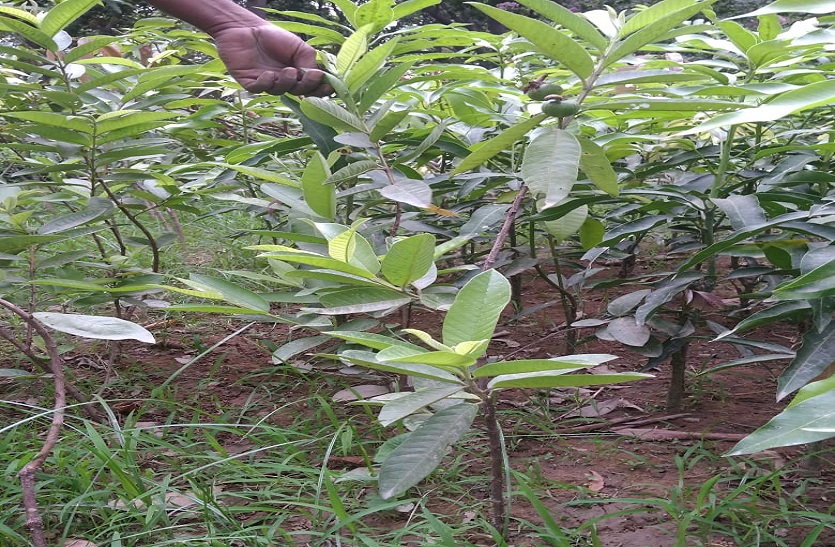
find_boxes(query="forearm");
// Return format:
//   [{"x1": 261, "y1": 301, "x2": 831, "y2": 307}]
[{"x1": 145, "y1": 0, "x2": 265, "y2": 35}]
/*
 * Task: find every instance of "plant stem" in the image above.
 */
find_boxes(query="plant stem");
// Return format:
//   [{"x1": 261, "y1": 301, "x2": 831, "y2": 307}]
[
  {"x1": 667, "y1": 341, "x2": 689, "y2": 412},
  {"x1": 0, "y1": 299, "x2": 66, "y2": 547},
  {"x1": 483, "y1": 391, "x2": 506, "y2": 535},
  {"x1": 483, "y1": 186, "x2": 528, "y2": 271}
]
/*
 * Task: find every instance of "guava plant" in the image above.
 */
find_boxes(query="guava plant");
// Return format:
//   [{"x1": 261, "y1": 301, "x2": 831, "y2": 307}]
[{"x1": 322, "y1": 269, "x2": 651, "y2": 533}]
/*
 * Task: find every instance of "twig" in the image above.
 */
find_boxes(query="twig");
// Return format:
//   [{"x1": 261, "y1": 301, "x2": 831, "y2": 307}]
[
  {"x1": 482, "y1": 185, "x2": 528, "y2": 271},
  {"x1": 0, "y1": 299, "x2": 66, "y2": 547},
  {"x1": 612, "y1": 428, "x2": 745, "y2": 442}
]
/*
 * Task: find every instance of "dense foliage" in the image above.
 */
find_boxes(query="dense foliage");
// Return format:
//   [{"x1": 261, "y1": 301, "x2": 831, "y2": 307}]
[{"x1": 0, "y1": 0, "x2": 833, "y2": 544}]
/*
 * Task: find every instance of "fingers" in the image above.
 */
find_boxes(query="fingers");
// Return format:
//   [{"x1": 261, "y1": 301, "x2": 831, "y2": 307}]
[{"x1": 246, "y1": 68, "x2": 333, "y2": 97}]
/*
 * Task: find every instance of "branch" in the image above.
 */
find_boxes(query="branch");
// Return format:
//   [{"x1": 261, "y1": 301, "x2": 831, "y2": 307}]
[
  {"x1": 0, "y1": 299, "x2": 66, "y2": 547},
  {"x1": 482, "y1": 185, "x2": 528, "y2": 271}
]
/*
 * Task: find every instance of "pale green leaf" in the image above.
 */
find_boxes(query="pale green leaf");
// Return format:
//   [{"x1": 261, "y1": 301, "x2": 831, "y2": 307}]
[
  {"x1": 442, "y1": 269, "x2": 511, "y2": 347},
  {"x1": 712, "y1": 195, "x2": 766, "y2": 230},
  {"x1": 691, "y1": 80, "x2": 835, "y2": 132},
  {"x1": 183, "y1": 273, "x2": 270, "y2": 313},
  {"x1": 727, "y1": 390, "x2": 835, "y2": 455},
  {"x1": 340, "y1": 350, "x2": 463, "y2": 383},
  {"x1": 742, "y1": 0, "x2": 835, "y2": 16},
  {"x1": 325, "y1": 331, "x2": 425, "y2": 352},
  {"x1": 787, "y1": 377, "x2": 835, "y2": 409},
  {"x1": 382, "y1": 350, "x2": 476, "y2": 368},
  {"x1": 378, "y1": 385, "x2": 465, "y2": 426},
  {"x1": 543, "y1": 204, "x2": 587, "y2": 241},
  {"x1": 378, "y1": 402, "x2": 478, "y2": 498},
  {"x1": 777, "y1": 322, "x2": 835, "y2": 401},
  {"x1": 355, "y1": 0, "x2": 394, "y2": 33},
  {"x1": 33, "y1": 312, "x2": 155, "y2": 344},
  {"x1": 514, "y1": 0, "x2": 607, "y2": 50},
  {"x1": 325, "y1": 160, "x2": 379, "y2": 185},
  {"x1": 379, "y1": 180, "x2": 432, "y2": 207},
  {"x1": 37, "y1": 197, "x2": 114, "y2": 235},
  {"x1": 0, "y1": 111, "x2": 92, "y2": 134},
  {"x1": 0, "y1": 15, "x2": 57, "y2": 50},
  {"x1": 522, "y1": 127, "x2": 580, "y2": 209}
]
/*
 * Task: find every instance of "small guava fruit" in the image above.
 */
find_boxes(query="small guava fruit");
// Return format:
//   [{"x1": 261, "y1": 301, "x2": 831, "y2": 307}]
[
  {"x1": 527, "y1": 83, "x2": 564, "y2": 101},
  {"x1": 542, "y1": 100, "x2": 580, "y2": 118}
]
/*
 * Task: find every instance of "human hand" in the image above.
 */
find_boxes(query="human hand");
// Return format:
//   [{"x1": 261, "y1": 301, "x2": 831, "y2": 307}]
[{"x1": 211, "y1": 23, "x2": 332, "y2": 97}]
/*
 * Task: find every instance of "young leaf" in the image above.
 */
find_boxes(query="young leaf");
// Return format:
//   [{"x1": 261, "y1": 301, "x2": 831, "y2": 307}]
[
  {"x1": 522, "y1": 127, "x2": 581, "y2": 209},
  {"x1": 302, "y1": 152, "x2": 336, "y2": 220},
  {"x1": 336, "y1": 25, "x2": 371, "y2": 76},
  {"x1": 33, "y1": 312, "x2": 155, "y2": 344},
  {"x1": 300, "y1": 97, "x2": 368, "y2": 132},
  {"x1": 378, "y1": 402, "x2": 478, "y2": 498},
  {"x1": 378, "y1": 385, "x2": 465, "y2": 426},
  {"x1": 442, "y1": 269, "x2": 511, "y2": 347},
  {"x1": 471, "y1": 4, "x2": 594, "y2": 78},
  {"x1": 326, "y1": 330, "x2": 425, "y2": 352},
  {"x1": 381, "y1": 234, "x2": 436, "y2": 288},
  {"x1": 355, "y1": 0, "x2": 394, "y2": 34},
  {"x1": 345, "y1": 37, "x2": 398, "y2": 92}
]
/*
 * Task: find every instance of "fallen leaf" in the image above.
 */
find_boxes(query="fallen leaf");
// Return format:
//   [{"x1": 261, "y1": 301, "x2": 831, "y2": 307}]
[{"x1": 586, "y1": 470, "x2": 605, "y2": 492}]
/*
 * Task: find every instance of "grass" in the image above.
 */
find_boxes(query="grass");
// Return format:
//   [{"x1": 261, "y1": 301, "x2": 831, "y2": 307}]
[{"x1": 3, "y1": 371, "x2": 832, "y2": 547}]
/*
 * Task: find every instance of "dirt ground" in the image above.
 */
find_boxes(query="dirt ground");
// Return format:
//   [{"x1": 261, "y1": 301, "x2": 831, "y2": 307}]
[{"x1": 44, "y1": 267, "x2": 835, "y2": 546}]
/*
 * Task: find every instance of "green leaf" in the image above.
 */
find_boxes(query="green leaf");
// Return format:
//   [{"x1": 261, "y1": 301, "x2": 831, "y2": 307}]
[
  {"x1": 635, "y1": 272, "x2": 703, "y2": 325},
  {"x1": 33, "y1": 312, "x2": 155, "y2": 344},
  {"x1": 692, "y1": 80, "x2": 835, "y2": 132},
  {"x1": 742, "y1": 0, "x2": 835, "y2": 16},
  {"x1": 183, "y1": 273, "x2": 270, "y2": 313},
  {"x1": 606, "y1": 1, "x2": 717, "y2": 67},
  {"x1": 40, "y1": 0, "x2": 100, "y2": 37},
  {"x1": 313, "y1": 288, "x2": 411, "y2": 315},
  {"x1": 718, "y1": 21, "x2": 758, "y2": 54},
  {"x1": 474, "y1": 354, "x2": 616, "y2": 378},
  {"x1": 442, "y1": 269, "x2": 510, "y2": 347},
  {"x1": 301, "y1": 97, "x2": 368, "y2": 132},
  {"x1": 712, "y1": 195, "x2": 766, "y2": 230},
  {"x1": 578, "y1": 137, "x2": 619, "y2": 196},
  {"x1": 716, "y1": 301, "x2": 810, "y2": 340},
  {"x1": 471, "y1": 4, "x2": 594, "y2": 78},
  {"x1": 378, "y1": 402, "x2": 478, "y2": 499},
  {"x1": 369, "y1": 109, "x2": 409, "y2": 143},
  {"x1": 488, "y1": 372, "x2": 651, "y2": 389},
  {"x1": 328, "y1": 225, "x2": 358, "y2": 263},
  {"x1": 336, "y1": 26, "x2": 370, "y2": 76},
  {"x1": 95, "y1": 111, "x2": 179, "y2": 136},
  {"x1": 163, "y1": 305, "x2": 270, "y2": 314},
  {"x1": 522, "y1": 127, "x2": 580, "y2": 209},
  {"x1": 620, "y1": 0, "x2": 702, "y2": 36},
  {"x1": 514, "y1": 0, "x2": 607, "y2": 50},
  {"x1": 0, "y1": 16, "x2": 56, "y2": 50},
  {"x1": 726, "y1": 390, "x2": 835, "y2": 456},
  {"x1": 250, "y1": 247, "x2": 377, "y2": 279},
  {"x1": 325, "y1": 160, "x2": 379, "y2": 185},
  {"x1": 37, "y1": 197, "x2": 114, "y2": 235},
  {"x1": 0, "y1": 111, "x2": 92, "y2": 134},
  {"x1": 772, "y1": 259, "x2": 835, "y2": 301},
  {"x1": 378, "y1": 385, "x2": 465, "y2": 426},
  {"x1": 340, "y1": 350, "x2": 463, "y2": 383},
  {"x1": 543, "y1": 204, "x2": 587, "y2": 241},
  {"x1": 787, "y1": 377, "x2": 835, "y2": 409},
  {"x1": 301, "y1": 152, "x2": 336, "y2": 220},
  {"x1": 777, "y1": 322, "x2": 835, "y2": 401},
  {"x1": 392, "y1": 0, "x2": 441, "y2": 20},
  {"x1": 379, "y1": 180, "x2": 432, "y2": 208},
  {"x1": 452, "y1": 114, "x2": 547, "y2": 175},
  {"x1": 381, "y1": 234, "x2": 436, "y2": 288},
  {"x1": 382, "y1": 350, "x2": 476, "y2": 368},
  {"x1": 355, "y1": 0, "x2": 394, "y2": 32},
  {"x1": 325, "y1": 331, "x2": 425, "y2": 352}
]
